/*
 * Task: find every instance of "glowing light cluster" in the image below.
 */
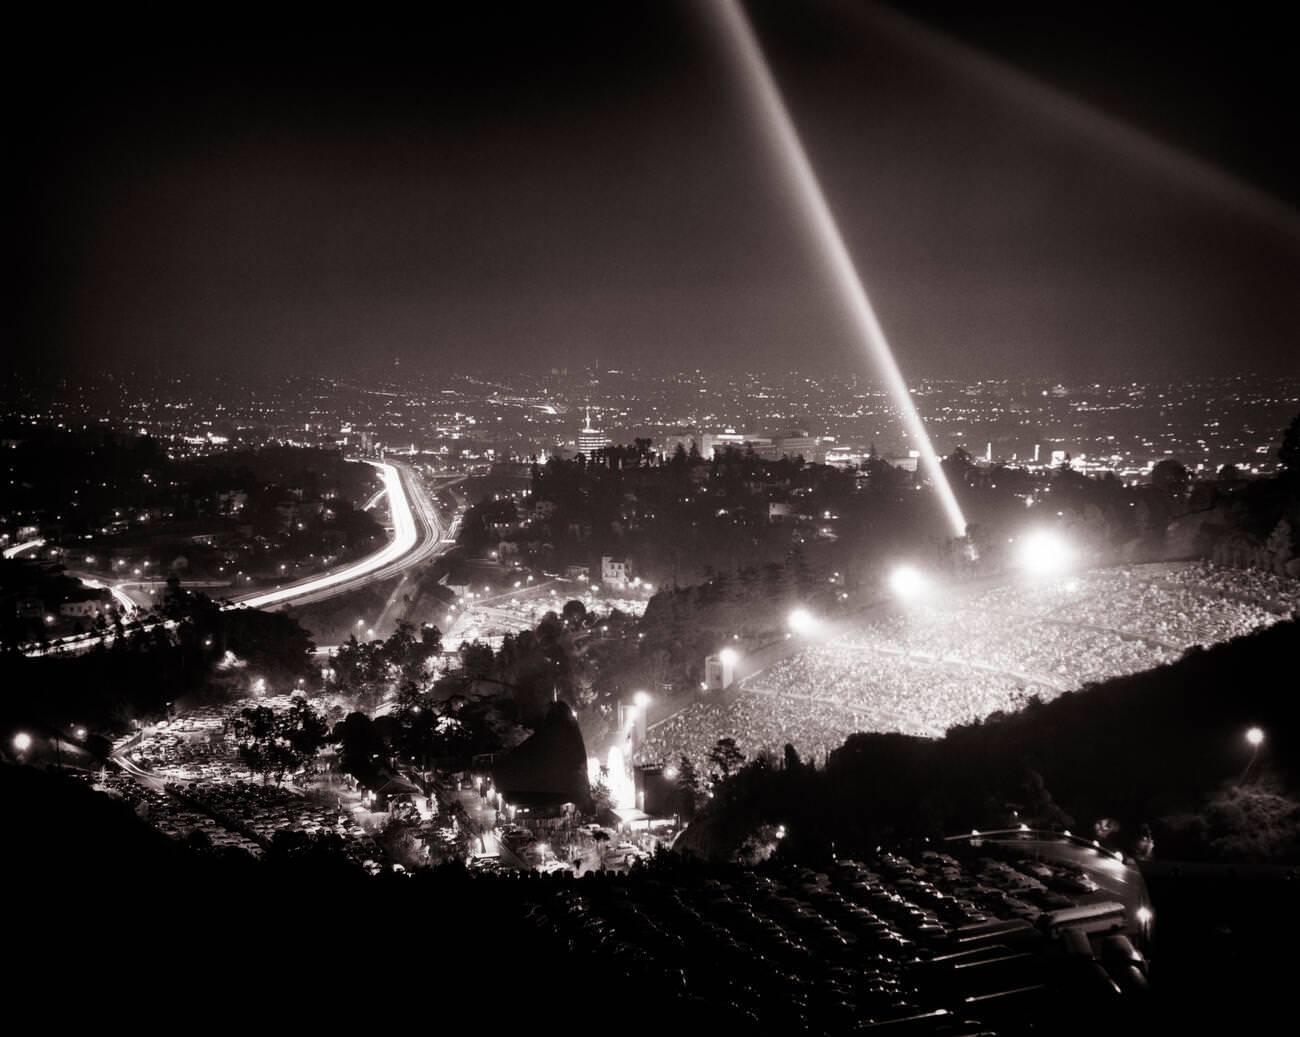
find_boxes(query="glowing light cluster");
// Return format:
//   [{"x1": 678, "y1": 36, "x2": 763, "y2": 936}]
[
  {"x1": 710, "y1": 0, "x2": 967, "y2": 538},
  {"x1": 604, "y1": 746, "x2": 636, "y2": 810},
  {"x1": 1015, "y1": 529, "x2": 1074, "y2": 576},
  {"x1": 888, "y1": 564, "x2": 929, "y2": 599}
]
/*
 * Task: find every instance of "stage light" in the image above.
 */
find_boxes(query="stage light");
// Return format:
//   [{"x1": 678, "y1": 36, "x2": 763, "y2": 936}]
[
  {"x1": 1016, "y1": 529, "x2": 1073, "y2": 576},
  {"x1": 787, "y1": 608, "x2": 818, "y2": 636},
  {"x1": 888, "y1": 564, "x2": 928, "y2": 599}
]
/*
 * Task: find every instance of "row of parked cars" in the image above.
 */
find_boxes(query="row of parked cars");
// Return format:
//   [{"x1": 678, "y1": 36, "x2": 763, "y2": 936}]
[{"x1": 501, "y1": 846, "x2": 1148, "y2": 1034}]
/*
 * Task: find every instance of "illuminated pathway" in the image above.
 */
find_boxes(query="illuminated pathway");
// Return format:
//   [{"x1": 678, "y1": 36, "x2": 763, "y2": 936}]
[{"x1": 710, "y1": 0, "x2": 967, "y2": 538}]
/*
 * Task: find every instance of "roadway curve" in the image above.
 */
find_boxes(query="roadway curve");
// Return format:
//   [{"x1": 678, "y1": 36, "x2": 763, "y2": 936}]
[
  {"x1": 20, "y1": 458, "x2": 456, "y2": 655},
  {"x1": 235, "y1": 458, "x2": 444, "y2": 610}
]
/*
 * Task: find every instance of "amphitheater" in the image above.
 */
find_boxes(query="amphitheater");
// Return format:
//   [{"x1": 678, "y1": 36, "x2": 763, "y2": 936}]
[{"x1": 635, "y1": 562, "x2": 1300, "y2": 770}]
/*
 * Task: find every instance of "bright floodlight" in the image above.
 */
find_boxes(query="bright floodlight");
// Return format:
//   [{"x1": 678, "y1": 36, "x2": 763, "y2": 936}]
[
  {"x1": 633, "y1": 691, "x2": 651, "y2": 709},
  {"x1": 1246, "y1": 727, "x2": 1265, "y2": 747},
  {"x1": 718, "y1": 646, "x2": 740, "y2": 667},
  {"x1": 787, "y1": 607, "x2": 818, "y2": 636},
  {"x1": 13, "y1": 732, "x2": 32, "y2": 752},
  {"x1": 889, "y1": 565, "x2": 928, "y2": 599},
  {"x1": 1016, "y1": 529, "x2": 1073, "y2": 576}
]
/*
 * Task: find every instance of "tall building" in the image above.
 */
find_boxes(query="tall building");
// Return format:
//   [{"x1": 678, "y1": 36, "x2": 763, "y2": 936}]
[{"x1": 577, "y1": 407, "x2": 610, "y2": 456}]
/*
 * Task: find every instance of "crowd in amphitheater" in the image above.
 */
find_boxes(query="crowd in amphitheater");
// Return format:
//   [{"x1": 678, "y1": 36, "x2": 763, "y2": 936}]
[
  {"x1": 636, "y1": 562, "x2": 1297, "y2": 772},
  {"x1": 633, "y1": 694, "x2": 865, "y2": 772}
]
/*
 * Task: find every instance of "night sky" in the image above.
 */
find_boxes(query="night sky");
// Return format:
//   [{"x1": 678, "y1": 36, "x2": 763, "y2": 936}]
[{"x1": 8, "y1": 1, "x2": 1299, "y2": 383}]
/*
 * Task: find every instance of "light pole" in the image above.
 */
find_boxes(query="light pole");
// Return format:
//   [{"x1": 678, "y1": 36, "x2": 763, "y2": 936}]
[{"x1": 1239, "y1": 727, "x2": 1265, "y2": 785}]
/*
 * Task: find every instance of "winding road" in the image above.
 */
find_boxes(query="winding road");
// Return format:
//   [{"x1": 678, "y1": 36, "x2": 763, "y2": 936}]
[{"x1": 20, "y1": 457, "x2": 458, "y2": 655}]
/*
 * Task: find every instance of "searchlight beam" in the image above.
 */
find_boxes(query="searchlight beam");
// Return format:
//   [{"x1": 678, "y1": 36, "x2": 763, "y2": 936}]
[{"x1": 711, "y1": 0, "x2": 968, "y2": 538}]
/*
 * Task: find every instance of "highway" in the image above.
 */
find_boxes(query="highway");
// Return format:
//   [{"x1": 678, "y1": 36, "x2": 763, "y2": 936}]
[
  {"x1": 68, "y1": 572, "x2": 141, "y2": 616},
  {"x1": 3, "y1": 538, "x2": 46, "y2": 559},
  {"x1": 231, "y1": 460, "x2": 434, "y2": 613},
  {"x1": 19, "y1": 457, "x2": 461, "y2": 655},
  {"x1": 237, "y1": 458, "x2": 447, "y2": 610}
]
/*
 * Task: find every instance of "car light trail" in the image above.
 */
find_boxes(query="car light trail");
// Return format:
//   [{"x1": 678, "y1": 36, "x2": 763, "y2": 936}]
[
  {"x1": 78, "y1": 575, "x2": 139, "y2": 616},
  {"x1": 709, "y1": 0, "x2": 967, "y2": 538},
  {"x1": 238, "y1": 459, "x2": 417, "y2": 609},
  {"x1": 3, "y1": 538, "x2": 46, "y2": 559}
]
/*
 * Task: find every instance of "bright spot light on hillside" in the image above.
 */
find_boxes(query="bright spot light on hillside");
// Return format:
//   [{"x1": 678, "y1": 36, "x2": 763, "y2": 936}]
[
  {"x1": 1016, "y1": 530, "x2": 1073, "y2": 576},
  {"x1": 787, "y1": 608, "x2": 818, "y2": 636},
  {"x1": 888, "y1": 565, "x2": 928, "y2": 599},
  {"x1": 719, "y1": 646, "x2": 739, "y2": 667}
]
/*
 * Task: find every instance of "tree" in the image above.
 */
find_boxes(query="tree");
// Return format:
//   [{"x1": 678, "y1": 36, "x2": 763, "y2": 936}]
[
  {"x1": 1019, "y1": 768, "x2": 1073, "y2": 830},
  {"x1": 229, "y1": 705, "x2": 285, "y2": 783},
  {"x1": 675, "y1": 755, "x2": 701, "y2": 818},
  {"x1": 561, "y1": 599, "x2": 588, "y2": 627},
  {"x1": 333, "y1": 711, "x2": 386, "y2": 781},
  {"x1": 280, "y1": 695, "x2": 329, "y2": 763},
  {"x1": 228, "y1": 698, "x2": 327, "y2": 785},
  {"x1": 458, "y1": 640, "x2": 495, "y2": 679},
  {"x1": 1150, "y1": 458, "x2": 1190, "y2": 503},
  {"x1": 1279, "y1": 411, "x2": 1300, "y2": 473},
  {"x1": 590, "y1": 828, "x2": 612, "y2": 870},
  {"x1": 707, "y1": 737, "x2": 745, "y2": 782}
]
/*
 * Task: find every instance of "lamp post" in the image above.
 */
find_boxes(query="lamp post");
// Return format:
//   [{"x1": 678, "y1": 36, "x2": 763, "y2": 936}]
[{"x1": 1239, "y1": 727, "x2": 1265, "y2": 785}]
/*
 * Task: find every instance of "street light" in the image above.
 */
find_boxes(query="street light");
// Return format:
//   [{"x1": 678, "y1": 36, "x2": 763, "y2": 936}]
[{"x1": 1240, "y1": 726, "x2": 1266, "y2": 785}]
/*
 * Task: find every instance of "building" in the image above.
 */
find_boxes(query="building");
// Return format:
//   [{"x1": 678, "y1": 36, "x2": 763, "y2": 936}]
[
  {"x1": 700, "y1": 429, "x2": 822, "y2": 463},
  {"x1": 771, "y1": 429, "x2": 823, "y2": 463},
  {"x1": 601, "y1": 555, "x2": 630, "y2": 589},
  {"x1": 60, "y1": 598, "x2": 103, "y2": 619},
  {"x1": 700, "y1": 431, "x2": 772, "y2": 459},
  {"x1": 704, "y1": 651, "x2": 737, "y2": 690},
  {"x1": 577, "y1": 408, "x2": 610, "y2": 456}
]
